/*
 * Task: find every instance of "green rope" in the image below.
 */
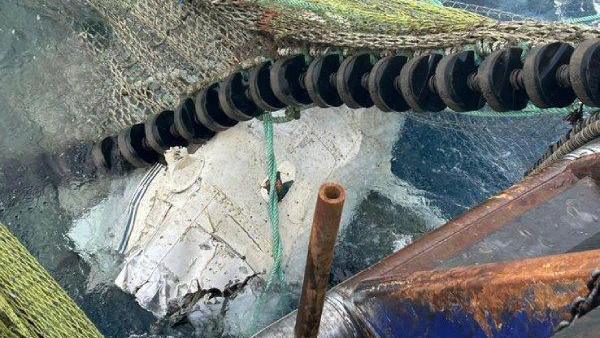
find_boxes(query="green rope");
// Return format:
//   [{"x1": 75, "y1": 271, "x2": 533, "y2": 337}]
[
  {"x1": 247, "y1": 112, "x2": 287, "y2": 336},
  {"x1": 563, "y1": 14, "x2": 600, "y2": 24},
  {"x1": 262, "y1": 112, "x2": 285, "y2": 287}
]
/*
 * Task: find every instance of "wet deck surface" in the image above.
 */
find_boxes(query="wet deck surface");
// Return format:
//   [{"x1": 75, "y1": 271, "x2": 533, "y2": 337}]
[
  {"x1": 555, "y1": 307, "x2": 600, "y2": 338},
  {"x1": 441, "y1": 176, "x2": 600, "y2": 268}
]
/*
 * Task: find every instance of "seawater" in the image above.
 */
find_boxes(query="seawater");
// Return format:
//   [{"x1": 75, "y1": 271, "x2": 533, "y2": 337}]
[{"x1": 0, "y1": 0, "x2": 593, "y2": 337}]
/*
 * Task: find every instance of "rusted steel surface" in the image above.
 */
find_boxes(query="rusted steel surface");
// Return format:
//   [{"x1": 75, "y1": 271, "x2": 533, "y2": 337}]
[
  {"x1": 339, "y1": 154, "x2": 600, "y2": 289},
  {"x1": 256, "y1": 154, "x2": 600, "y2": 337},
  {"x1": 294, "y1": 183, "x2": 346, "y2": 338},
  {"x1": 439, "y1": 176, "x2": 600, "y2": 268},
  {"x1": 569, "y1": 153, "x2": 600, "y2": 180},
  {"x1": 351, "y1": 249, "x2": 600, "y2": 337}
]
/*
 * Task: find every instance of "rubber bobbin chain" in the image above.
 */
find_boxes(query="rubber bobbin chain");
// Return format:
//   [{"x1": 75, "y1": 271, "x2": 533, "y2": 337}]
[{"x1": 95, "y1": 39, "x2": 600, "y2": 173}]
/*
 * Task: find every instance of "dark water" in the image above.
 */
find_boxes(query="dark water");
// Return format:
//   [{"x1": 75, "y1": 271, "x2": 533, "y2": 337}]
[
  {"x1": 392, "y1": 113, "x2": 569, "y2": 219},
  {"x1": 332, "y1": 191, "x2": 431, "y2": 284},
  {"x1": 332, "y1": 111, "x2": 570, "y2": 284},
  {"x1": 0, "y1": 0, "x2": 590, "y2": 337},
  {"x1": 0, "y1": 1, "x2": 156, "y2": 337}
]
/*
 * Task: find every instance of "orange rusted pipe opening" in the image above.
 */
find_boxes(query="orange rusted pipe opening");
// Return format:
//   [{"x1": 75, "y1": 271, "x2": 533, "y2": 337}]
[{"x1": 294, "y1": 183, "x2": 346, "y2": 338}]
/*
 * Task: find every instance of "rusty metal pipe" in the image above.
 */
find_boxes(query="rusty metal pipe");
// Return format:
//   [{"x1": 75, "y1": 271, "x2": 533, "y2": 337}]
[{"x1": 294, "y1": 183, "x2": 346, "y2": 338}]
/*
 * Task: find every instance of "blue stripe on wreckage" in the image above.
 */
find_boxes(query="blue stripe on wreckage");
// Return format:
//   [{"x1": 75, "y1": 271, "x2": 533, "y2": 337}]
[{"x1": 359, "y1": 299, "x2": 560, "y2": 338}]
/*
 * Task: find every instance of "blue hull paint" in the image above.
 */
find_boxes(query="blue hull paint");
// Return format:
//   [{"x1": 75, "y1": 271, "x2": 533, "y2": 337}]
[{"x1": 362, "y1": 301, "x2": 560, "y2": 338}]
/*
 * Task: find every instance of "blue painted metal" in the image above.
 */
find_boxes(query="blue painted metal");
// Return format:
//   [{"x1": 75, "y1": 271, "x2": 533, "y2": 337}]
[
  {"x1": 359, "y1": 300, "x2": 559, "y2": 338},
  {"x1": 349, "y1": 250, "x2": 599, "y2": 338},
  {"x1": 258, "y1": 250, "x2": 599, "y2": 338},
  {"x1": 256, "y1": 155, "x2": 600, "y2": 338}
]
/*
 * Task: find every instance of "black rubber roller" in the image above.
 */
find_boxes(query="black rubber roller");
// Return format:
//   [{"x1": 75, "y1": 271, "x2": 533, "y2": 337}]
[
  {"x1": 248, "y1": 61, "x2": 286, "y2": 111},
  {"x1": 570, "y1": 39, "x2": 600, "y2": 107},
  {"x1": 117, "y1": 123, "x2": 162, "y2": 168},
  {"x1": 435, "y1": 51, "x2": 485, "y2": 112},
  {"x1": 145, "y1": 110, "x2": 188, "y2": 154},
  {"x1": 219, "y1": 71, "x2": 263, "y2": 121},
  {"x1": 305, "y1": 54, "x2": 344, "y2": 108},
  {"x1": 478, "y1": 47, "x2": 529, "y2": 112},
  {"x1": 368, "y1": 55, "x2": 410, "y2": 112},
  {"x1": 195, "y1": 83, "x2": 238, "y2": 132},
  {"x1": 337, "y1": 53, "x2": 377, "y2": 108},
  {"x1": 174, "y1": 97, "x2": 215, "y2": 144},
  {"x1": 92, "y1": 136, "x2": 117, "y2": 172},
  {"x1": 400, "y1": 53, "x2": 446, "y2": 112},
  {"x1": 523, "y1": 42, "x2": 576, "y2": 108},
  {"x1": 271, "y1": 55, "x2": 313, "y2": 106}
]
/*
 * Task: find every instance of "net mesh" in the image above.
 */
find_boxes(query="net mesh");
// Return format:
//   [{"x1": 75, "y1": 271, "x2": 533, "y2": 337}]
[
  {"x1": 75, "y1": 0, "x2": 272, "y2": 131},
  {"x1": 46, "y1": 0, "x2": 600, "y2": 136},
  {"x1": 0, "y1": 222, "x2": 101, "y2": 337},
  {"x1": 249, "y1": 0, "x2": 600, "y2": 51},
  {"x1": 2, "y1": 1, "x2": 597, "y2": 336},
  {"x1": 440, "y1": 1, "x2": 534, "y2": 21}
]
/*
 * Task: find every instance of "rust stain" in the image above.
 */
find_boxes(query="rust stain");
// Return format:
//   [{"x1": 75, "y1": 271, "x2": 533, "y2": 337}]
[
  {"x1": 336, "y1": 154, "x2": 600, "y2": 296},
  {"x1": 569, "y1": 153, "x2": 600, "y2": 180},
  {"x1": 353, "y1": 250, "x2": 600, "y2": 335},
  {"x1": 296, "y1": 183, "x2": 346, "y2": 338}
]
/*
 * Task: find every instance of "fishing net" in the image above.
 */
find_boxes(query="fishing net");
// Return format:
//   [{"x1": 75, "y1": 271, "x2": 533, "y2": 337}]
[
  {"x1": 4, "y1": 0, "x2": 599, "y2": 336},
  {"x1": 0, "y1": 222, "x2": 101, "y2": 337},
  {"x1": 26, "y1": 0, "x2": 599, "y2": 140},
  {"x1": 440, "y1": 1, "x2": 535, "y2": 21},
  {"x1": 71, "y1": 0, "x2": 271, "y2": 134}
]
